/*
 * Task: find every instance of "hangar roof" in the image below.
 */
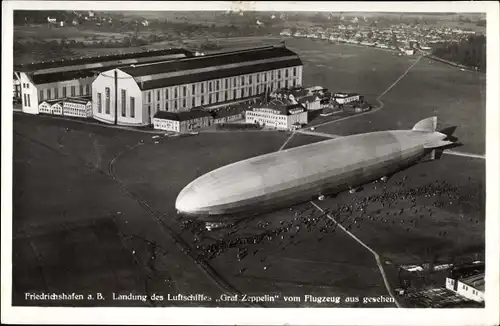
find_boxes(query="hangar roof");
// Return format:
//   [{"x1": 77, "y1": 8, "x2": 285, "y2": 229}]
[
  {"x1": 30, "y1": 55, "x2": 181, "y2": 84},
  {"x1": 32, "y1": 70, "x2": 97, "y2": 84},
  {"x1": 15, "y1": 48, "x2": 193, "y2": 73},
  {"x1": 138, "y1": 58, "x2": 302, "y2": 90},
  {"x1": 122, "y1": 46, "x2": 300, "y2": 77},
  {"x1": 120, "y1": 45, "x2": 303, "y2": 90}
]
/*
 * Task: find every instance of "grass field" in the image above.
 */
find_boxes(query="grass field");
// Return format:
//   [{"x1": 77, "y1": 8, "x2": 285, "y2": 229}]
[
  {"x1": 110, "y1": 125, "x2": 484, "y2": 307},
  {"x1": 11, "y1": 35, "x2": 486, "y2": 307},
  {"x1": 13, "y1": 115, "x2": 225, "y2": 307}
]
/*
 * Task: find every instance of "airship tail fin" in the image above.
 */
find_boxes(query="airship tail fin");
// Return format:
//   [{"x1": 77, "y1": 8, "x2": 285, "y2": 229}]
[
  {"x1": 412, "y1": 116, "x2": 437, "y2": 132},
  {"x1": 424, "y1": 140, "x2": 454, "y2": 149}
]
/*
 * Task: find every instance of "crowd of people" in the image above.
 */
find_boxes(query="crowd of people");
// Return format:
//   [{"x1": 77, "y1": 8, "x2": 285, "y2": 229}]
[{"x1": 176, "y1": 175, "x2": 474, "y2": 269}]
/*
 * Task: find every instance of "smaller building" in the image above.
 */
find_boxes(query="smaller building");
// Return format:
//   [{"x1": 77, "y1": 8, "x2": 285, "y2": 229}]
[
  {"x1": 445, "y1": 273, "x2": 485, "y2": 303},
  {"x1": 343, "y1": 102, "x2": 371, "y2": 113},
  {"x1": 245, "y1": 103, "x2": 307, "y2": 130},
  {"x1": 333, "y1": 92, "x2": 360, "y2": 104},
  {"x1": 271, "y1": 86, "x2": 331, "y2": 111},
  {"x1": 39, "y1": 99, "x2": 63, "y2": 115},
  {"x1": 404, "y1": 49, "x2": 415, "y2": 56},
  {"x1": 153, "y1": 110, "x2": 213, "y2": 133},
  {"x1": 298, "y1": 95, "x2": 322, "y2": 111},
  {"x1": 62, "y1": 97, "x2": 93, "y2": 118},
  {"x1": 39, "y1": 97, "x2": 92, "y2": 117},
  {"x1": 210, "y1": 106, "x2": 245, "y2": 124}
]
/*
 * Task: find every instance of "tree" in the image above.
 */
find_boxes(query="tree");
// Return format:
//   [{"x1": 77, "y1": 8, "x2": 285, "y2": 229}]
[{"x1": 432, "y1": 34, "x2": 486, "y2": 72}]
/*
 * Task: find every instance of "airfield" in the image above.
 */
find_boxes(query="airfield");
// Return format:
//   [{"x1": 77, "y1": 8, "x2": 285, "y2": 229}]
[{"x1": 12, "y1": 38, "x2": 485, "y2": 307}]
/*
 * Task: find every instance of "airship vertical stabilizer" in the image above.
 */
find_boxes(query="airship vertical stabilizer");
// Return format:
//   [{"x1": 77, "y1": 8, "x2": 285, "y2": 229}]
[{"x1": 412, "y1": 116, "x2": 437, "y2": 132}]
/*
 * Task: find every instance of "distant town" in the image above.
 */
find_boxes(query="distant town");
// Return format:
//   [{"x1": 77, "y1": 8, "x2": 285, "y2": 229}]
[
  {"x1": 280, "y1": 21, "x2": 479, "y2": 55},
  {"x1": 14, "y1": 11, "x2": 486, "y2": 71}
]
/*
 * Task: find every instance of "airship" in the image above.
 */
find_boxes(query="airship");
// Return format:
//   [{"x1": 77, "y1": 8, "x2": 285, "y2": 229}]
[{"x1": 176, "y1": 117, "x2": 455, "y2": 227}]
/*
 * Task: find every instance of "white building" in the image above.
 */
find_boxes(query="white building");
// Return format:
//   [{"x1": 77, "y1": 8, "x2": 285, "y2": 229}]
[
  {"x1": 245, "y1": 103, "x2": 307, "y2": 130},
  {"x1": 445, "y1": 273, "x2": 485, "y2": 303},
  {"x1": 404, "y1": 49, "x2": 415, "y2": 56},
  {"x1": 271, "y1": 86, "x2": 332, "y2": 112},
  {"x1": 63, "y1": 97, "x2": 93, "y2": 118},
  {"x1": 39, "y1": 100, "x2": 63, "y2": 115},
  {"x1": 92, "y1": 45, "x2": 303, "y2": 126},
  {"x1": 333, "y1": 92, "x2": 360, "y2": 104},
  {"x1": 38, "y1": 97, "x2": 92, "y2": 117},
  {"x1": 298, "y1": 95, "x2": 322, "y2": 111},
  {"x1": 153, "y1": 110, "x2": 213, "y2": 133}
]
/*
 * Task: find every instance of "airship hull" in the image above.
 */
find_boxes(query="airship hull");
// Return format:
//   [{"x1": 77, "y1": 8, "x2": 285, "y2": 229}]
[
  {"x1": 175, "y1": 117, "x2": 451, "y2": 222},
  {"x1": 179, "y1": 147, "x2": 427, "y2": 222}
]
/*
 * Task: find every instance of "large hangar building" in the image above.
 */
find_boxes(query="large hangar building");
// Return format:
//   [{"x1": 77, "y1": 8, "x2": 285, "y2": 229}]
[
  {"x1": 15, "y1": 48, "x2": 193, "y2": 115},
  {"x1": 91, "y1": 45, "x2": 303, "y2": 126}
]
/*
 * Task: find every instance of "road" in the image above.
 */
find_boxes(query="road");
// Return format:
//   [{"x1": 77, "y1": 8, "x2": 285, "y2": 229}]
[
  {"x1": 444, "y1": 150, "x2": 485, "y2": 160},
  {"x1": 108, "y1": 141, "x2": 261, "y2": 307},
  {"x1": 294, "y1": 130, "x2": 341, "y2": 139},
  {"x1": 276, "y1": 55, "x2": 425, "y2": 308},
  {"x1": 309, "y1": 201, "x2": 402, "y2": 308}
]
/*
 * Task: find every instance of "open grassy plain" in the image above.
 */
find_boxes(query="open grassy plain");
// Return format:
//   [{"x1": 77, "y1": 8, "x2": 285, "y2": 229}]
[
  {"x1": 283, "y1": 38, "x2": 486, "y2": 155},
  {"x1": 13, "y1": 115, "x2": 226, "y2": 307}
]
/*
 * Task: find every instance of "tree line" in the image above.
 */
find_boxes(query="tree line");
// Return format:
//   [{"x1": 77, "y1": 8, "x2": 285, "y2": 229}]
[{"x1": 432, "y1": 34, "x2": 486, "y2": 72}]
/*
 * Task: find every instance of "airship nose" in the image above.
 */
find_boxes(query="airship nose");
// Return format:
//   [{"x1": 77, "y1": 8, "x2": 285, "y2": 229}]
[{"x1": 175, "y1": 186, "x2": 202, "y2": 214}]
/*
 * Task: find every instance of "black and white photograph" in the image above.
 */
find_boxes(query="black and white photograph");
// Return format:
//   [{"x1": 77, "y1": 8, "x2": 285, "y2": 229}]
[{"x1": 2, "y1": 1, "x2": 499, "y2": 325}]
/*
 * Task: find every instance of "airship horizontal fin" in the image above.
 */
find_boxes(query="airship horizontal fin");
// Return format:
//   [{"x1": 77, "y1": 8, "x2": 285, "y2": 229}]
[
  {"x1": 424, "y1": 140, "x2": 454, "y2": 149},
  {"x1": 412, "y1": 116, "x2": 437, "y2": 133}
]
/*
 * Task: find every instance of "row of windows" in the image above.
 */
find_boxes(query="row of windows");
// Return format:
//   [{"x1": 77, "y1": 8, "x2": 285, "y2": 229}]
[
  {"x1": 64, "y1": 103, "x2": 90, "y2": 109},
  {"x1": 97, "y1": 88, "x2": 135, "y2": 118},
  {"x1": 250, "y1": 118, "x2": 284, "y2": 125},
  {"x1": 251, "y1": 108, "x2": 280, "y2": 114},
  {"x1": 149, "y1": 79, "x2": 298, "y2": 113},
  {"x1": 39, "y1": 105, "x2": 59, "y2": 113},
  {"x1": 157, "y1": 84, "x2": 266, "y2": 112},
  {"x1": 22, "y1": 83, "x2": 30, "y2": 89},
  {"x1": 39, "y1": 84, "x2": 91, "y2": 101},
  {"x1": 23, "y1": 94, "x2": 31, "y2": 107},
  {"x1": 146, "y1": 68, "x2": 300, "y2": 103},
  {"x1": 248, "y1": 112, "x2": 287, "y2": 120},
  {"x1": 64, "y1": 109, "x2": 88, "y2": 117}
]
